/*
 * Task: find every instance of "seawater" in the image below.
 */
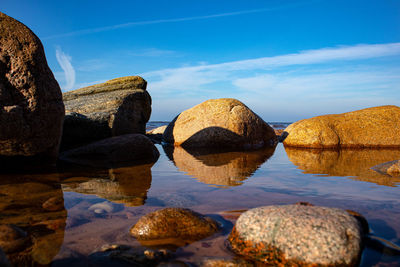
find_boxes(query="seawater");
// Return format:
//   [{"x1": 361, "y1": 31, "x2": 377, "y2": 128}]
[{"x1": 0, "y1": 121, "x2": 399, "y2": 266}]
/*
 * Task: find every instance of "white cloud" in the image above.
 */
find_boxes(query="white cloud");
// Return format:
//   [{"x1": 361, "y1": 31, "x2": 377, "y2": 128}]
[
  {"x1": 141, "y1": 42, "x2": 400, "y2": 120},
  {"x1": 55, "y1": 47, "x2": 76, "y2": 91}
]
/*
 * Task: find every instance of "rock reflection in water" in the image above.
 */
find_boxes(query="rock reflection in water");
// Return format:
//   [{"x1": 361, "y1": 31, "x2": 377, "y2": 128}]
[
  {"x1": 284, "y1": 147, "x2": 400, "y2": 186},
  {"x1": 62, "y1": 163, "x2": 153, "y2": 206},
  {"x1": 0, "y1": 178, "x2": 66, "y2": 266},
  {"x1": 164, "y1": 146, "x2": 276, "y2": 187}
]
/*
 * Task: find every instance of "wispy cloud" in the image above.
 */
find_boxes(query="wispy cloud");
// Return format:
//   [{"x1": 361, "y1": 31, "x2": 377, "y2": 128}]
[
  {"x1": 140, "y1": 42, "x2": 400, "y2": 120},
  {"x1": 144, "y1": 42, "x2": 400, "y2": 79},
  {"x1": 43, "y1": 2, "x2": 311, "y2": 39},
  {"x1": 55, "y1": 47, "x2": 76, "y2": 91}
]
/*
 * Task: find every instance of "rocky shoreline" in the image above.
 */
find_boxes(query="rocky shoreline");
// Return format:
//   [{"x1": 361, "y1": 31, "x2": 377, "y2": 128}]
[{"x1": 1, "y1": 11, "x2": 400, "y2": 266}]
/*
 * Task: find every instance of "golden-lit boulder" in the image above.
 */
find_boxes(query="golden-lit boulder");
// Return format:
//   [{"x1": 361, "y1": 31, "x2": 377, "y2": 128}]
[
  {"x1": 284, "y1": 105, "x2": 400, "y2": 148},
  {"x1": 163, "y1": 98, "x2": 277, "y2": 149}
]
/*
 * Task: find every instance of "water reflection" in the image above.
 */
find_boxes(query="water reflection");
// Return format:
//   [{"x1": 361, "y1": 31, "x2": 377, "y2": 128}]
[
  {"x1": 0, "y1": 178, "x2": 66, "y2": 266},
  {"x1": 164, "y1": 145, "x2": 276, "y2": 187},
  {"x1": 61, "y1": 163, "x2": 153, "y2": 206},
  {"x1": 284, "y1": 147, "x2": 400, "y2": 186}
]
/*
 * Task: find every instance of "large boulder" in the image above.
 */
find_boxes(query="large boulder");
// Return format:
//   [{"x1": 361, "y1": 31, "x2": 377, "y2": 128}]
[
  {"x1": 284, "y1": 105, "x2": 400, "y2": 148},
  {"x1": 228, "y1": 205, "x2": 364, "y2": 266},
  {"x1": 60, "y1": 134, "x2": 159, "y2": 168},
  {"x1": 0, "y1": 12, "x2": 65, "y2": 164},
  {"x1": 61, "y1": 76, "x2": 151, "y2": 150},
  {"x1": 163, "y1": 98, "x2": 277, "y2": 149},
  {"x1": 130, "y1": 208, "x2": 219, "y2": 247}
]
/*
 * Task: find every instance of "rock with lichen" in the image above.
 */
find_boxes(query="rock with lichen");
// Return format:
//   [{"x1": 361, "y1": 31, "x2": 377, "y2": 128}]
[
  {"x1": 163, "y1": 98, "x2": 276, "y2": 149},
  {"x1": 61, "y1": 76, "x2": 151, "y2": 150},
  {"x1": 130, "y1": 208, "x2": 219, "y2": 246},
  {"x1": 228, "y1": 205, "x2": 364, "y2": 266},
  {"x1": 283, "y1": 105, "x2": 400, "y2": 148},
  {"x1": 0, "y1": 12, "x2": 65, "y2": 165}
]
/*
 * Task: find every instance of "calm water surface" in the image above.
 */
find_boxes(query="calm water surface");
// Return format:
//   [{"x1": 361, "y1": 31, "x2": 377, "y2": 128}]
[{"x1": 1, "y1": 122, "x2": 400, "y2": 266}]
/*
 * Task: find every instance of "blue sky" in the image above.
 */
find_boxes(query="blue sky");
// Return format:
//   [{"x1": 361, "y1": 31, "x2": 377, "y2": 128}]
[{"x1": 2, "y1": 0, "x2": 400, "y2": 121}]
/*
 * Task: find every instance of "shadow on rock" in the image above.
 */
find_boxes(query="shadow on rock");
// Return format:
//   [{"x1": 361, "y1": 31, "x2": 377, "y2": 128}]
[
  {"x1": 0, "y1": 179, "x2": 66, "y2": 266},
  {"x1": 163, "y1": 145, "x2": 276, "y2": 188},
  {"x1": 284, "y1": 146, "x2": 400, "y2": 186},
  {"x1": 61, "y1": 163, "x2": 154, "y2": 206}
]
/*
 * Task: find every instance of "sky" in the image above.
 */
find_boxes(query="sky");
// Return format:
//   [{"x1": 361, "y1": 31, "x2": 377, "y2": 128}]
[{"x1": 2, "y1": 0, "x2": 400, "y2": 122}]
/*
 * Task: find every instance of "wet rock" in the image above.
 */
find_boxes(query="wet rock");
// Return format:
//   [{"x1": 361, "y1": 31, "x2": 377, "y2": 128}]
[
  {"x1": 157, "y1": 260, "x2": 190, "y2": 267},
  {"x1": 284, "y1": 105, "x2": 400, "y2": 148},
  {"x1": 0, "y1": 224, "x2": 30, "y2": 253},
  {"x1": 42, "y1": 196, "x2": 64, "y2": 211},
  {"x1": 228, "y1": 205, "x2": 363, "y2": 266},
  {"x1": 88, "y1": 201, "x2": 115, "y2": 214},
  {"x1": 0, "y1": 12, "x2": 64, "y2": 165},
  {"x1": 163, "y1": 98, "x2": 277, "y2": 149},
  {"x1": 130, "y1": 208, "x2": 219, "y2": 246},
  {"x1": 62, "y1": 76, "x2": 151, "y2": 150},
  {"x1": 372, "y1": 160, "x2": 400, "y2": 177},
  {"x1": 60, "y1": 134, "x2": 159, "y2": 168},
  {"x1": 201, "y1": 258, "x2": 252, "y2": 267},
  {"x1": 90, "y1": 244, "x2": 170, "y2": 266}
]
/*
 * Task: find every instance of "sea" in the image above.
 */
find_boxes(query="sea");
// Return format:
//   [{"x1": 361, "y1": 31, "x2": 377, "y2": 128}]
[{"x1": 0, "y1": 121, "x2": 399, "y2": 266}]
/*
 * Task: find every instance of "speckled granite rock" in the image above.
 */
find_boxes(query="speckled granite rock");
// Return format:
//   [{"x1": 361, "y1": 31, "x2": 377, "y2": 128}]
[
  {"x1": 61, "y1": 76, "x2": 151, "y2": 150},
  {"x1": 163, "y1": 98, "x2": 277, "y2": 149},
  {"x1": 201, "y1": 258, "x2": 252, "y2": 267},
  {"x1": 0, "y1": 12, "x2": 64, "y2": 164},
  {"x1": 372, "y1": 160, "x2": 400, "y2": 177},
  {"x1": 228, "y1": 205, "x2": 363, "y2": 266},
  {"x1": 60, "y1": 134, "x2": 159, "y2": 168},
  {"x1": 130, "y1": 208, "x2": 219, "y2": 245},
  {"x1": 283, "y1": 105, "x2": 400, "y2": 148}
]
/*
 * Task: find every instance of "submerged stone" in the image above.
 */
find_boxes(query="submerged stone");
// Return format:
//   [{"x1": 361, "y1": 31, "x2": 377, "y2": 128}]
[
  {"x1": 372, "y1": 160, "x2": 400, "y2": 177},
  {"x1": 0, "y1": 224, "x2": 30, "y2": 253},
  {"x1": 228, "y1": 205, "x2": 364, "y2": 266},
  {"x1": 130, "y1": 208, "x2": 219, "y2": 246}
]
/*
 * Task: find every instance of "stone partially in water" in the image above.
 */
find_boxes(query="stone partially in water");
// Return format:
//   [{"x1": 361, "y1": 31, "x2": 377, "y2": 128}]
[
  {"x1": 60, "y1": 134, "x2": 159, "y2": 168},
  {"x1": 372, "y1": 160, "x2": 400, "y2": 177},
  {"x1": 130, "y1": 208, "x2": 219, "y2": 246},
  {"x1": 0, "y1": 225, "x2": 30, "y2": 253},
  {"x1": 163, "y1": 98, "x2": 277, "y2": 149},
  {"x1": 283, "y1": 105, "x2": 400, "y2": 148},
  {"x1": 42, "y1": 196, "x2": 64, "y2": 212},
  {"x1": 0, "y1": 12, "x2": 64, "y2": 164},
  {"x1": 228, "y1": 205, "x2": 363, "y2": 266}
]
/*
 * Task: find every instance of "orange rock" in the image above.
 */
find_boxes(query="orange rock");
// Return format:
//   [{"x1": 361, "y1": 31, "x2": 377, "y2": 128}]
[
  {"x1": 284, "y1": 105, "x2": 400, "y2": 148},
  {"x1": 163, "y1": 98, "x2": 277, "y2": 149}
]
